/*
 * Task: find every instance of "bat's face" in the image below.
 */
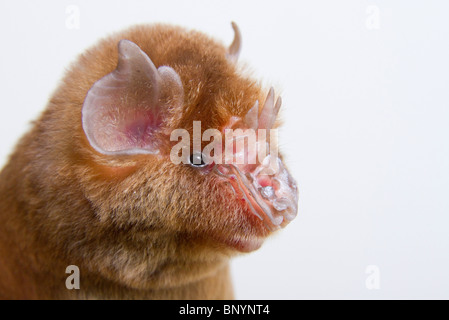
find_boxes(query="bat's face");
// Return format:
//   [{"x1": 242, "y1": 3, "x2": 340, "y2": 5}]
[{"x1": 80, "y1": 24, "x2": 298, "y2": 254}]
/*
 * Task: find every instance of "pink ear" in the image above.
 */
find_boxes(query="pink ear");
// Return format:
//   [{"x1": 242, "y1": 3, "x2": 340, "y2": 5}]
[{"x1": 82, "y1": 40, "x2": 183, "y2": 155}]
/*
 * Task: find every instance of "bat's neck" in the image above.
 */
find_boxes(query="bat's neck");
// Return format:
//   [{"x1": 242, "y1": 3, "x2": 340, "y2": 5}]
[
  {"x1": 77, "y1": 263, "x2": 234, "y2": 300},
  {"x1": 0, "y1": 158, "x2": 235, "y2": 300},
  {"x1": 0, "y1": 226, "x2": 234, "y2": 299}
]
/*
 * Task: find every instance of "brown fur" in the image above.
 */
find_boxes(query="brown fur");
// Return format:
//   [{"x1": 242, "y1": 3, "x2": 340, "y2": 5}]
[{"x1": 0, "y1": 24, "x2": 275, "y2": 299}]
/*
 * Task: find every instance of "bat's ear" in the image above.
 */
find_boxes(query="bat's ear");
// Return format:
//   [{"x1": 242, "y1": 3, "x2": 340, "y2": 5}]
[
  {"x1": 226, "y1": 22, "x2": 241, "y2": 63},
  {"x1": 82, "y1": 40, "x2": 183, "y2": 156}
]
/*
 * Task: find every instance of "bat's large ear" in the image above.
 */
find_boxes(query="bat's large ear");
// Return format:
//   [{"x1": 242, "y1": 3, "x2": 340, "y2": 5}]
[
  {"x1": 82, "y1": 40, "x2": 183, "y2": 155},
  {"x1": 226, "y1": 22, "x2": 241, "y2": 63}
]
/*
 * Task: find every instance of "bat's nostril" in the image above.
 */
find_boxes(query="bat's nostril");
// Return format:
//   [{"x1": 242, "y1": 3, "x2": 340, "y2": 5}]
[
  {"x1": 273, "y1": 198, "x2": 289, "y2": 211},
  {"x1": 260, "y1": 186, "x2": 275, "y2": 200}
]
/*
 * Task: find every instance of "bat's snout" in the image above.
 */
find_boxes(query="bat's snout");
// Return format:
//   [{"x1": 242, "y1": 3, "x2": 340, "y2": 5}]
[
  {"x1": 213, "y1": 155, "x2": 298, "y2": 231},
  {"x1": 208, "y1": 88, "x2": 298, "y2": 231}
]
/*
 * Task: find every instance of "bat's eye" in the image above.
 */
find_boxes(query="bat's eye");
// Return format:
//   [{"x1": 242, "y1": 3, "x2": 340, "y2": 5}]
[{"x1": 189, "y1": 152, "x2": 207, "y2": 168}]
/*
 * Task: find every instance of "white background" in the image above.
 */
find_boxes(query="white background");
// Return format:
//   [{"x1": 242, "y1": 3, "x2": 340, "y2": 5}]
[{"x1": 1, "y1": 1, "x2": 448, "y2": 299}]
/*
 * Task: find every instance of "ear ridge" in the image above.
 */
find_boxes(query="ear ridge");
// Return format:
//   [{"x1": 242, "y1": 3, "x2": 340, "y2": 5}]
[
  {"x1": 82, "y1": 40, "x2": 183, "y2": 156},
  {"x1": 116, "y1": 40, "x2": 161, "y2": 103}
]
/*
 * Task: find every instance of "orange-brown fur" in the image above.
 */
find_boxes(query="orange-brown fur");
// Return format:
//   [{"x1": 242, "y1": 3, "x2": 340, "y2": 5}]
[{"x1": 0, "y1": 24, "x2": 273, "y2": 299}]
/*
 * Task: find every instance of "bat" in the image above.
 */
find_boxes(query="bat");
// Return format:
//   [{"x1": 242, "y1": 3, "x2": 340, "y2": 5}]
[{"x1": 0, "y1": 22, "x2": 298, "y2": 299}]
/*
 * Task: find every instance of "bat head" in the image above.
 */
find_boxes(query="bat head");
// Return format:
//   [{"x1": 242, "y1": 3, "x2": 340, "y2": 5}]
[{"x1": 80, "y1": 23, "x2": 298, "y2": 254}]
